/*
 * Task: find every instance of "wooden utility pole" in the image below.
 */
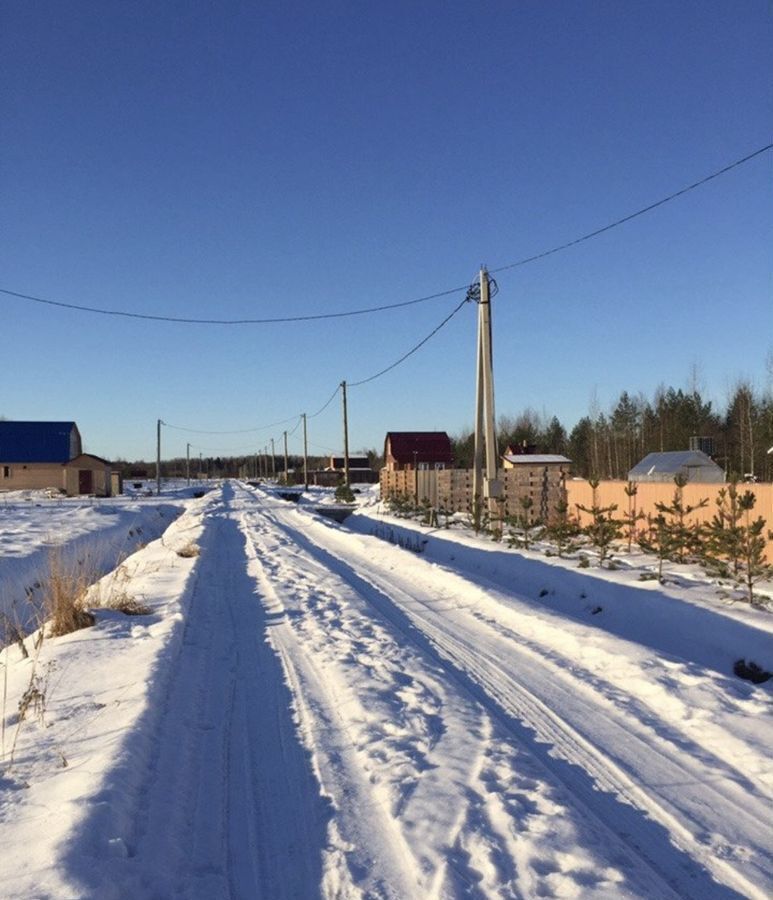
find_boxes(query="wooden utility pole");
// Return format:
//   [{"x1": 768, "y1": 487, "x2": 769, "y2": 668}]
[
  {"x1": 156, "y1": 419, "x2": 162, "y2": 495},
  {"x1": 283, "y1": 431, "x2": 289, "y2": 484},
  {"x1": 472, "y1": 267, "x2": 501, "y2": 532},
  {"x1": 341, "y1": 380, "x2": 350, "y2": 488},
  {"x1": 270, "y1": 438, "x2": 276, "y2": 478},
  {"x1": 186, "y1": 442, "x2": 190, "y2": 486},
  {"x1": 302, "y1": 413, "x2": 309, "y2": 490}
]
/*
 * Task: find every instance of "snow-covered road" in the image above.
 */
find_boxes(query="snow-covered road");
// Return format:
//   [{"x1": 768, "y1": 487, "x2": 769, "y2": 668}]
[{"x1": 2, "y1": 482, "x2": 771, "y2": 898}]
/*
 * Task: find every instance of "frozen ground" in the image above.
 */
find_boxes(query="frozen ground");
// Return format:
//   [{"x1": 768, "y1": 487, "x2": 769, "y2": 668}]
[{"x1": 0, "y1": 481, "x2": 770, "y2": 898}]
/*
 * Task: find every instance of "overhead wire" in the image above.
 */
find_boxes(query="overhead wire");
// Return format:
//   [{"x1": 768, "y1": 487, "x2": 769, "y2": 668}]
[
  {"x1": 348, "y1": 293, "x2": 471, "y2": 387},
  {"x1": 489, "y1": 142, "x2": 773, "y2": 274},
  {"x1": 307, "y1": 384, "x2": 341, "y2": 418},
  {"x1": 0, "y1": 284, "x2": 467, "y2": 325},
  {"x1": 162, "y1": 415, "x2": 299, "y2": 435},
  {"x1": 9, "y1": 144, "x2": 772, "y2": 456},
  {"x1": 1, "y1": 142, "x2": 768, "y2": 326}
]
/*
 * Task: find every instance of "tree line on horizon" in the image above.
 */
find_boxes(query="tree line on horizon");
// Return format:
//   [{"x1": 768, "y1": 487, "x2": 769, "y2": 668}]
[
  {"x1": 451, "y1": 380, "x2": 773, "y2": 482},
  {"x1": 107, "y1": 380, "x2": 773, "y2": 484}
]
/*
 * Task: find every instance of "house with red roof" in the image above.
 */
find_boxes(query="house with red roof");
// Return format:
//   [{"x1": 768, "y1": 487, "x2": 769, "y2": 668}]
[{"x1": 383, "y1": 432, "x2": 453, "y2": 472}]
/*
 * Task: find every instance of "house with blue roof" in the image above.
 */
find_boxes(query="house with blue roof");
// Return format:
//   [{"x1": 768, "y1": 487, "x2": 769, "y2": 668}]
[{"x1": 0, "y1": 421, "x2": 115, "y2": 496}]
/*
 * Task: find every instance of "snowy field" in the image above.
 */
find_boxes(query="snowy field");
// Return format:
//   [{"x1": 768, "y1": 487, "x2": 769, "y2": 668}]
[{"x1": 0, "y1": 481, "x2": 771, "y2": 899}]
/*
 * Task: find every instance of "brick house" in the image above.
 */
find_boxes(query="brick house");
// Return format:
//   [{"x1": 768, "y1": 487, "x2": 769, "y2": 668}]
[{"x1": 383, "y1": 432, "x2": 453, "y2": 471}]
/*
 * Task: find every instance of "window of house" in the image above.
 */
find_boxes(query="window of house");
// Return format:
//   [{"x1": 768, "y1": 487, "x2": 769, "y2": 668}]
[
  {"x1": 418, "y1": 462, "x2": 430, "y2": 471},
  {"x1": 1, "y1": 466, "x2": 10, "y2": 478},
  {"x1": 434, "y1": 462, "x2": 446, "y2": 470}
]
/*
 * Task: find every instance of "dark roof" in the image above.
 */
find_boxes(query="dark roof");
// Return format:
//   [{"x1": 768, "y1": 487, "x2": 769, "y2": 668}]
[
  {"x1": 0, "y1": 421, "x2": 80, "y2": 463},
  {"x1": 385, "y1": 431, "x2": 453, "y2": 464}
]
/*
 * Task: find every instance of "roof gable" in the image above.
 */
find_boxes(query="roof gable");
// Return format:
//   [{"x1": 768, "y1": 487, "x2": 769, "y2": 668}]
[
  {"x1": 385, "y1": 431, "x2": 453, "y2": 464},
  {"x1": 0, "y1": 421, "x2": 81, "y2": 463}
]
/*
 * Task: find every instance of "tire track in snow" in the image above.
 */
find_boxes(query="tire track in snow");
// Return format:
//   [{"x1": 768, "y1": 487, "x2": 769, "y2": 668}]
[
  {"x1": 239, "y1": 502, "x2": 488, "y2": 898},
  {"x1": 256, "y1": 492, "x2": 762, "y2": 900},
  {"x1": 237, "y1": 489, "x2": 666, "y2": 897},
  {"x1": 70, "y1": 489, "x2": 332, "y2": 899}
]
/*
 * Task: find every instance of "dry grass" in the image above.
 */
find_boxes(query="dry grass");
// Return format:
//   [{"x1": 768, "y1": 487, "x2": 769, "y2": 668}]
[
  {"x1": 108, "y1": 595, "x2": 152, "y2": 616},
  {"x1": 43, "y1": 549, "x2": 96, "y2": 638},
  {"x1": 176, "y1": 542, "x2": 201, "y2": 559}
]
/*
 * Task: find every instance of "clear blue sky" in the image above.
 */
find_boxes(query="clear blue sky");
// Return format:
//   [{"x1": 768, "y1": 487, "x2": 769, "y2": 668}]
[{"x1": 2, "y1": 1, "x2": 771, "y2": 462}]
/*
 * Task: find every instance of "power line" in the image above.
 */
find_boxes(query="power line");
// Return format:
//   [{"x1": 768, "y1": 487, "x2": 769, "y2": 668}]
[
  {"x1": 2, "y1": 143, "x2": 768, "y2": 328},
  {"x1": 490, "y1": 142, "x2": 773, "y2": 274},
  {"x1": 348, "y1": 294, "x2": 470, "y2": 387},
  {"x1": 0, "y1": 283, "x2": 467, "y2": 325},
  {"x1": 162, "y1": 415, "x2": 299, "y2": 435},
  {"x1": 307, "y1": 385, "x2": 341, "y2": 419}
]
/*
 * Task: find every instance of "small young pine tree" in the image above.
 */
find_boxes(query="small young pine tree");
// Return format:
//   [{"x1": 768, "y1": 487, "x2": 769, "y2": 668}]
[
  {"x1": 652, "y1": 474, "x2": 708, "y2": 564},
  {"x1": 622, "y1": 481, "x2": 646, "y2": 553},
  {"x1": 735, "y1": 491, "x2": 773, "y2": 606},
  {"x1": 704, "y1": 480, "x2": 743, "y2": 577},
  {"x1": 575, "y1": 477, "x2": 622, "y2": 567},
  {"x1": 639, "y1": 512, "x2": 680, "y2": 581},
  {"x1": 507, "y1": 495, "x2": 535, "y2": 550},
  {"x1": 545, "y1": 499, "x2": 581, "y2": 558}
]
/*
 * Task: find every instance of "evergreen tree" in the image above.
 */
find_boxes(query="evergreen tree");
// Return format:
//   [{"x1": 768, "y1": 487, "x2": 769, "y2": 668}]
[
  {"x1": 507, "y1": 495, "x2": 535, "y2": 550},
  {"x1": 576, "y1": 478, "x2": 622, "y2": 567},
  {"x1": 736, "y1": 491, "x2": 773, "y2": 606},
  {"x1": 704, "y1": 481, "x2": 743, "y2": 578},
  {"x1": 651, "y1": 474, "x2": 708, "y2": 564},
  {"x1": 639, "y1": 512, "x2": 678, "y2": 581},
  {"x1": 545, "y1": 499, "x2": 581, "y2": 558},
  {"x1": 621, "y1": 481, "x2": 646, "y2": 552}
]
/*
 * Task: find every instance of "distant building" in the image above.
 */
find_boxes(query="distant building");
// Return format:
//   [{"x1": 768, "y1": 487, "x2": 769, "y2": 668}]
[
  {"x1": 628, "y1": 450, "x2": 725, "y2": 484},
  {"x1": 384, "y1": 432, "x2": 453, "y2": 472},
  {"x1": 502, "y1": 450, "x2": 571, "y2": 471},
  {"x1": 328, "y1": 455, "x2": 371, "y2": 471},
  {"x1": 324, "y1": 454, "x2": 377, "y2": 484},
  {"x1": 0, "y1": 421, "x2": 114, "y2": 496},
  {"x1": 501, "y1": 450, "x2": 571, "y2": 522}
]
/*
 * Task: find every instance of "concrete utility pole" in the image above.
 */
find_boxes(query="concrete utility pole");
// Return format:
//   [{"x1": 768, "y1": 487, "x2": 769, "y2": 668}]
[
  {"x1": 341, "y1": 380, "x2": 350, "y2": 488},
  {"x1": 156, "y1": 419, "x2": 162, "y2": 496},
  {"x1": 472, "y1": 267, "x2": 501, "y2": 532},
  {"x1": 283, "y1": 431, "x2": 289, "y2": 484},
  {"x1": 186, "y1": 442, "x2": 190, "y2": 486},
  {"x1": 302, "y1": 413, "x2": 309, "y2": 491},
  {"x1": 270, "y1": 438, "x2": 276, "y2": 478}
]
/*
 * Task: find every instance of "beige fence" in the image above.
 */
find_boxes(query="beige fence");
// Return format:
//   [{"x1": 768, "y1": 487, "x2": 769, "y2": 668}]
[
  {"x1": 566, "y1": 479, "x2": 773, "y2": 561},
  {"x1": 380, "y1": 469, "x2": 773, "y2": 559}
]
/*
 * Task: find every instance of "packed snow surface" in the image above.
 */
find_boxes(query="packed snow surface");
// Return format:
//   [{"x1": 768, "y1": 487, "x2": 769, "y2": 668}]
[{"x1": 0, "y1": 481, "x2": 770, "y2": 898}]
